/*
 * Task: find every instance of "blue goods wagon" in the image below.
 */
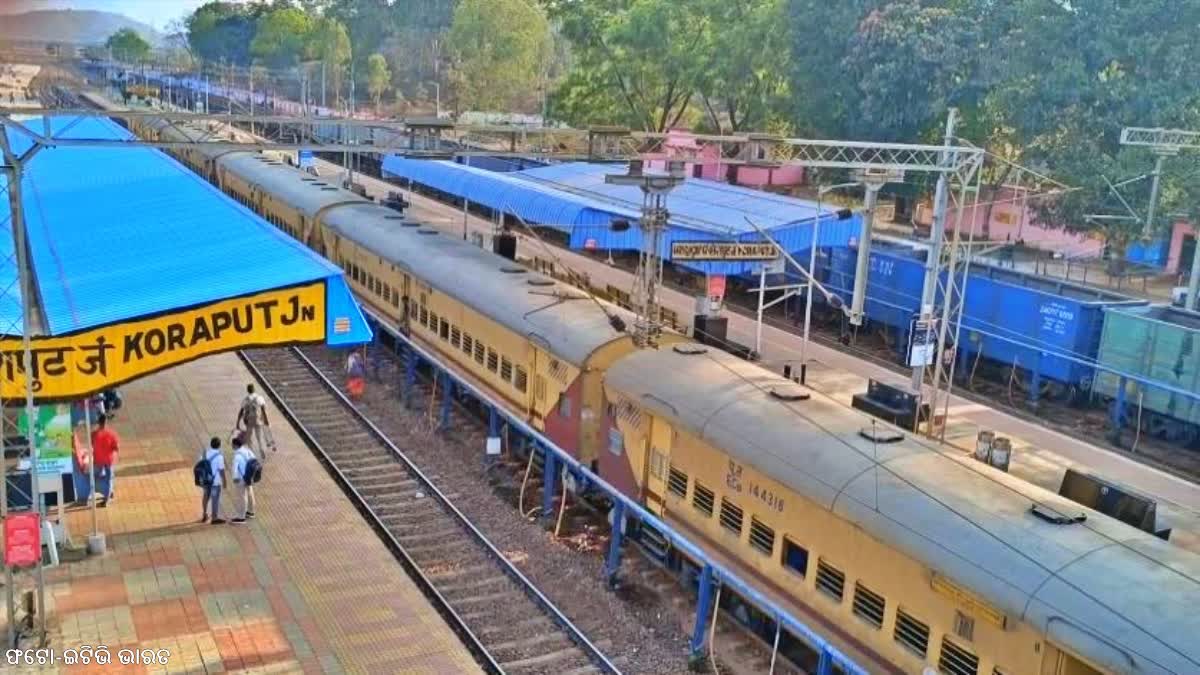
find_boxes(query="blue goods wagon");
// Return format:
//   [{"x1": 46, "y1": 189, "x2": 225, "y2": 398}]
[
  {"x1": 957, "y1": 266, "x2": 1146, "y2": 396},
  {"x1": 824, "y1": 239, "x2": 1145, "y2": 401},
  {"x1": 825, "y1": 241, "x2": 931, "y2": 358}
]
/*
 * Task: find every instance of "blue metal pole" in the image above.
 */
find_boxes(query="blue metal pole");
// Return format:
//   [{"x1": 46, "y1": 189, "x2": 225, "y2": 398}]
[
  {"x1": 690, "y1": 564, "x2": 716, "y2": 665},
  {"x1": 817, "y1": 649, "x2": 833, "y2": 675},
  {"x1": 541, "y1": 447, "x2": 557, "y2": 527},
  {"x1": 1029, "y1": 352, "x2": 1043, "y2": 410},
  {"x1": 1110, "y1": 376, "x2": 1127, "y2": 444},
  {"x1": 439, "y1": 373, "x2": 454, "y2": 431},
  {"x1": 604, "y1": 502, "x2": 625, "y2": 589},
  {"x1": 488, "y1": 406, "x2": 500, "y2": 438},
  {"x1": 404, "y1": 349, "x2": 417, "y2": 408},
  {"x1": 956, "y1": 341, "x2": 969, "y2": 382}
]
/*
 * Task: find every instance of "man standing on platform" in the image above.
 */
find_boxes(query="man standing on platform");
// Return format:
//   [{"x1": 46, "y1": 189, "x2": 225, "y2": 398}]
[
  {"x1": 236, "y1": 384, "x2": 274, "y2": 460},
  {"x1": 199, "y1": 437, "x2": 227, "y2": 524},
  {"x1": 91, "y1": 413, "x2": 119, "y2": 508},
  {"x1": 230, "y1": 436, "x2": 258, "y2": 525}
]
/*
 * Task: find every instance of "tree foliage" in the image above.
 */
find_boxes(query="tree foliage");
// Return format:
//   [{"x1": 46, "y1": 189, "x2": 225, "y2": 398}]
[
  {"x1": 448, "y1": 0, "x2": 552, "y2": 112},
  {"x1": 186, "y1": 1, "x2": 263, "y2": 66},
  {"x1": 547, "y1": 0, "x2": 713, "y2": 132},
  {"x1": 366, "y1": 52, "x2": 391, "y2": 111},
  {"x1": 105, "y1": 28, "x2": 151, "y2": 63},
  {"x1": 251, "y1": 7, "x2": 317, "y2": 70},
  {"x1": 694, "y1": 0, "x2": 790, "y2": 133}
]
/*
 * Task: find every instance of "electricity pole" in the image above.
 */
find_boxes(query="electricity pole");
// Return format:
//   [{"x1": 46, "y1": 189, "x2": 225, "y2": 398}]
[
  {"x1": 1120, "y1": 127, "x2": 1200, "y2": 309},
  {"x1": 606, "y1": 160, "x2": 686, "y2": 348},
  {"x1": 912, "y1": 108, "x2": 958, "y2": 392}
]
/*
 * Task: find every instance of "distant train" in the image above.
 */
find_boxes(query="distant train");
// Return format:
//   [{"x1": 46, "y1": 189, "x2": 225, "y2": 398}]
[
  {"x1": 816, "y1": 238, "x2": 1200, "y2": 447},
  {"x1": 119, "y1": 111, "x2": 1200, "y2": 675}
]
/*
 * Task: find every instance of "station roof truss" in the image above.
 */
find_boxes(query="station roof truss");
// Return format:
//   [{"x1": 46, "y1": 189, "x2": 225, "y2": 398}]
[{"x1": 1, "y1": 107, "x2": 988, "y2": 184}]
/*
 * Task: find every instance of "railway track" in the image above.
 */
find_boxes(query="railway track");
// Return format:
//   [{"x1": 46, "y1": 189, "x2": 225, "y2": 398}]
[
  {"x1": 296, "y1": 335, "x2": 805, "y2": 675},
  {"x1": 240, "y1": 346, "x2": 620, "y2": 675}
]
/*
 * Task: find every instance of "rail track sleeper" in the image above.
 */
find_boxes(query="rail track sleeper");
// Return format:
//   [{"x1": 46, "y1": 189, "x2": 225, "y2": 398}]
[
  {"x1": 424, "y1": 563, "x2": 497, "y2": 583},
  {"x1": 438, "y1": 575, "x2": 510, "y2": 594},
  {"x1": 447, "y1": 589, "x2": 521, "y2": 607},
  {"x1": 470, "y1": 616, "x2": 554, "y2": 637},
  {"x1": 487, "y1": 632, "x2": 575, "y2": 654},
  {"x1": 497, "y1": 646, "x2": 589, "y2": 672},
  {"x1": 393, "y1": 527, "x2": 464, "y2": 544}
]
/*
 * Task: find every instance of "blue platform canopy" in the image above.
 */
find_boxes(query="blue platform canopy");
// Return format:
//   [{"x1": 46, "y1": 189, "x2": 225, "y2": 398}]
[
  {"x1": 384, "y1": 155, "x2": 860, "y2": 276},
  {"x1": 0, "y1": 115, "x2": 371, "y2": 401},
  {"x1": 382, "y1": 156, "x2": 641, "y2": 231}
]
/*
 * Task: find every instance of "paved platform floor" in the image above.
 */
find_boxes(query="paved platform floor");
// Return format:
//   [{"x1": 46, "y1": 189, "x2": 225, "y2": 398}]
[{"x1": 8, "y1": 352, "x2": 480, "y2": 674}]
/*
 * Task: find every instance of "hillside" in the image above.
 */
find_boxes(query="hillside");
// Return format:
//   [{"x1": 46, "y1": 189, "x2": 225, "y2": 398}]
[{"x1": 0, "y1": 10, "x2": 162, "y2": 46}]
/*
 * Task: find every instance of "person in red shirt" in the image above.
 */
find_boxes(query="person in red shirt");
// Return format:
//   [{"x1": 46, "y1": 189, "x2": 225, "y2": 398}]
[{"x1": 91, "y1": 413, "x2": 119, "y2": 507}]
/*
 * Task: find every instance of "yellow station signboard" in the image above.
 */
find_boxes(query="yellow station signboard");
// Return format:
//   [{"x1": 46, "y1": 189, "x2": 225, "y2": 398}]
[{"x1": 0, "y1": 281, "x2": 327, "y2": 401}]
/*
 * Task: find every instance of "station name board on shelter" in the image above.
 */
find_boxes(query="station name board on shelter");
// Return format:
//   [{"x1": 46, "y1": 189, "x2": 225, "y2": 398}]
[
  {"x1": 0, "y1": 281, "x2": 327, "y2": 402},
  {"x1": 670, "y1": 241, "x2": 777, "y2": 261}
]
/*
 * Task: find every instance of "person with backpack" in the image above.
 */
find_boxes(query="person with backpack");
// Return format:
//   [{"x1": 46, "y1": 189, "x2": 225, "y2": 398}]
[
  {"x1": 235, "y1": 384, "x2": 274, "y2": 460},
  {"x1": 230, "y1": 435, "x2": 260, "y2": 524},
  {"x1": 196, "y1": 437, "x2": 227, "y2": 524}
]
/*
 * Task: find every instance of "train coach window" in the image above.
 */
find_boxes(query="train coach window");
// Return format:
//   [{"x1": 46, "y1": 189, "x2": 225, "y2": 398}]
[
  {"x1": 667, "y1": 466, "x2": 688, "y2": 498},
  {"x1": 462, "y1": 334, "x2": 474, "y2": 356},
  {"x1": 719, "y1": 498, "x2": 743, "y2": 535},
  {"x1": 749, "y1": 517, "x2": 775, "y2": 556},
  {"x1": 782, "y1": 538, "x2": 808, "y2": 577},
  {"x1": 487, "y1": 349, "x2": 499, "y2": 373},
  {"x1": 893, "y1": 608, "x2": 929, "y2": 658},
  {"x1": 474, "y1": 342, "x2": 486, "y2": 365},
  {"x1": 852, "y1": 582, "x2": 885, "y2": 629},
  {"x1": 450, "y1": 326, "x2": 461, "y2": 348},
  {"x1": 501, "y1": 357, "x2": 513, "y2": 383},
  {"x1": 513, "y1": 366, "x2": 528, "y2": 393},
  {"x1": 391, "y1": 289, "x2": 400, "y2": 308},
  {"x1": 693, "y1": 482, "x2": 715, "y2": 517},
  {"x1": 439, "y1": 319, "x2": 450, "y2": 341},
  {"x1": 938, "y1": 637, "x2": 979, "y2": 675},
  {"x1": 419, "y1": 307, "x2": 429, "y2": 327},
  {"x1": 815, "y1": 559, "x2": 845, "y2": 602},
  {"x1": 608, "y1": 428, "x2": 623, "y2": 456}
]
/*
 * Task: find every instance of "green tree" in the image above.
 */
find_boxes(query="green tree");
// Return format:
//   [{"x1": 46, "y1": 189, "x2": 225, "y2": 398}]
[
  {"x1": 251, "y1": 7, "x2": 316, "y2": 70},
  {"x1": 366, "y1": 52, "x2": 392, "y2": 113},
  {"x1": 989, "y1": 0, "x2": 1200, "y2": 254},
  {"x1": 547, "y1": 0, "x2": 712, "y2": 131},
  {"x1": 448, "y1": 0, "x2": 552, "y2": 112},
  {"x1": 311, "y1": 16, "x2": 352, "y2": 106},
  {"x1": 186, "y1": 1, "x2": 262, "y2": 67},
  {"x1": 106, "y1": 28, "x2": 151, "y2": 64},
  {"x1": 695, "y1": 0, "x2": 789, "y2": 133}
]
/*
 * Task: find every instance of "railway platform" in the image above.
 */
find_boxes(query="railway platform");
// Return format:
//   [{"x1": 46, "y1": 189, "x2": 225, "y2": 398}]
[{"x1": 7, "y1": 352, "x2": 480, "y2": 674}]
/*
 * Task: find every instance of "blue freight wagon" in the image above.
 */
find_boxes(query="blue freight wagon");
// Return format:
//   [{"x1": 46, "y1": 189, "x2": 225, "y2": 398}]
[
  {"x1": 958, "y1": 265, "x2": 1146, "y2": 398},
  {"x1": 824, "y1": 239, "x2": 1146, "y2": 403}
]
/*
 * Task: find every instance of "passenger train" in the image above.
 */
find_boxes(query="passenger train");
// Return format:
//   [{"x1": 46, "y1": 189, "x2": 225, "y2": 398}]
[{"x1": 130, "y1": 113, "x2": 1200, "y2": 675}]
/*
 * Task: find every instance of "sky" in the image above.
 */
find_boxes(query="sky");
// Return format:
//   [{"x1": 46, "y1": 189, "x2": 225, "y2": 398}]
[{"x1": 0, "y1": 0, "x2": 241, "y2": 30}]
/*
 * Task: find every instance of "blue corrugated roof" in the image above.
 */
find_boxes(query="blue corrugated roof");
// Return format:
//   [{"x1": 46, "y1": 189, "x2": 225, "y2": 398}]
[
  {"x1": 2, "y1": 115, "x2": 370, "y2": 345},
  {"x1": 382, "y1": 155, "x2": 860, "y2": 277},
  {"x1": 382, "y1": 156, "x2": 640, "y2": 229},
  {"x1": 516, "y1": 162, "x2": 836, "y2": 235}
]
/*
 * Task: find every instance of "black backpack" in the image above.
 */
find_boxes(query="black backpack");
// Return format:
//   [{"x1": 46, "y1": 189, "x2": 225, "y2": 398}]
[
  {"x1": 193, "y1": 454, "x2": 214, "y2": 487},
  {"x1": 244, "y1": 456, "x2": 262, "y2": 485}
]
